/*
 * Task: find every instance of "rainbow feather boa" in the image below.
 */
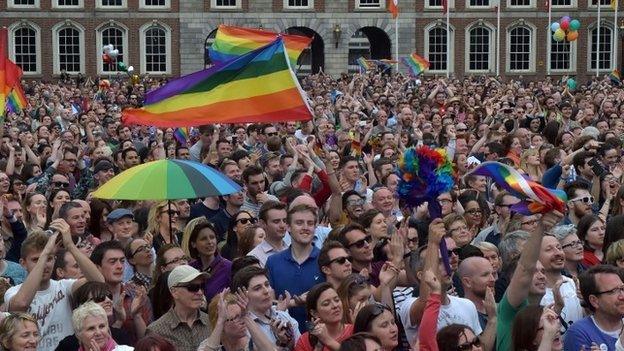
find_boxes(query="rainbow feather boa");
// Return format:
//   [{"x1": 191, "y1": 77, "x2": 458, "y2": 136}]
[{"x1": 396, "y1": 146, "x2": 455, "y2": 218}]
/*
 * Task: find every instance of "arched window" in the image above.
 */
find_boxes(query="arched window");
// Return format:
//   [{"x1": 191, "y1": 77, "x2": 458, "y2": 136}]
[
  {"x1": 140, "y1": 23, "x2": 171, "y2": 74},
  {"x1": 507, "y1": 24, "x2": 534, "y2": 72},
  {"x1": 466, "y1": 24, "x2": 494, "y2": 72},
  {"x1": 204, "y1": 29, "x2": 217, "y2": 67},
  {"x1": 425, "y1": 23, "x2": 454, "y2": 74},
  {"x1": 548, "y1": 29, "x2": 575, "y2": 72},
  {"x1": 9, "y1": 23, "x2": 40, "y2": 74},
  {"x1": 97, "y1": 25, "x2": 127, "y2": 74},
  {"x1": 589, "y1": 24, "x2": 613, "y2": 71},
  {"x1": 53, "y1": 22, "x2": 85, "y2": 74}
]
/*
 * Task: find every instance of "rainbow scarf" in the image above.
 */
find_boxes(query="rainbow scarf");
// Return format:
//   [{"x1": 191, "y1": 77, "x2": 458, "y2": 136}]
[
  {"x1": 468, "y1": 161, "x2": 566, "y2": 215},
  {"x1": 208, "y1": 25, "x2": 312, "y2": 68},
  {"x1": 401, "y1": 53, "x2": 430, "y2": 76},
  {"x1": 123, "y1": 38, "x2": 313, "y2": 127}
]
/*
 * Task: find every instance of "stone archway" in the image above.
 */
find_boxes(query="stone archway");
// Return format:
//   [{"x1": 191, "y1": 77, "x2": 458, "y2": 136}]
[
  {"x1": 348, "y1": 26, "x2": 392, "y2": 72},
  {"x1": 284, "y1": 26, "x2": 324, "y2": 74}
]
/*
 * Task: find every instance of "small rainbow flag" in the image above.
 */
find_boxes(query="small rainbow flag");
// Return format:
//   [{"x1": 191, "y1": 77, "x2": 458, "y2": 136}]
[
  {"x1": 468, "y1": 161, "x2": 566, "y2": 215},
  {"x1": 6, "y1": 85, "x2": 27, "y2": 113},
  {"x1": 173, "y1": 127, "x2": 189, "y2": 146},
  {"x1": 356, "y1": 57, "x2": 374, "y2": 72},
  {"x1": 401, "y1": 53, "x2": 430, "y2": 76},
  {"x1": 123, "y1": 38, "x2": 313, "y2": 128},
  {"x1": 610, "y1": 69, "x2": 622, "y2": 85},
  {"x1": 208, "y1": 25, "x2": 312, "y2": 68}
]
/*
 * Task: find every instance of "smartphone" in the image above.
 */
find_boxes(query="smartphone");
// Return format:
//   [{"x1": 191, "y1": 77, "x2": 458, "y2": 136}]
[{"x1": 588, "y1": 158, "x2": 606, "y2": 177}]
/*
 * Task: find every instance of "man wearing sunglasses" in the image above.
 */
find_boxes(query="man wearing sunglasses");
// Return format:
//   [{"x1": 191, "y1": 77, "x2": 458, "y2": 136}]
[
  {"x1": 318, "y1": 241, "x2": 352, "y2": 290},
  {"x1": 336, "y1": 223, "x2": 378, "y2": 285},
  {"x1": 146, "y1": 265, "x2": 210, "y2": 351},
  {"x1": 563, "y1": 181, "x2": 594, "y2": 226}
]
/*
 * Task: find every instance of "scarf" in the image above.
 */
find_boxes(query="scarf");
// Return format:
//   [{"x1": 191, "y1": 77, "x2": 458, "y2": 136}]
[{"x1": 78, "y1": 337, "x2": 117, "y2": 351}]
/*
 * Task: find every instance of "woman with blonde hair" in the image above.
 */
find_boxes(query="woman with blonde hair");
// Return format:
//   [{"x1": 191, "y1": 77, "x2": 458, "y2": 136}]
[
  {"x1": 520, "y1": 148, "x2": 543, "y2": 181},
  {"x1": 0, "y1": 312, "x2": 39, "y2": 351},
  {"x1": 72, "y1": 302, "x2": 133, "y2": 351},
  {"x1": 144, "y1": 201, "x2": 180, "y2": 253},
  {"x1": 606, "y1": 239, "x2": 624, "y2": 268}
]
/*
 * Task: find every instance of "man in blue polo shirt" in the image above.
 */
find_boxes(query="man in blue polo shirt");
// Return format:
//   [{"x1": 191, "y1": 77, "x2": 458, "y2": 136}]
[{"x1": 266, "y1": 204, "x2": 324, "y2": 333}]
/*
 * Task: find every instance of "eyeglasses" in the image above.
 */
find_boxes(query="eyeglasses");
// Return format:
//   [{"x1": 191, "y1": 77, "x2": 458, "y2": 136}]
[
  {"x1": 329, "y1": 256, "x2": 352, "y2": 265},
  {"x1": 465, "y1": 209, "x2": 482, "y2": 215},
  {"x1": 457, "y1": 337, "x2": 482, "y2": 351},
  {"x1": 348, "y1": 235, "x2": 372, "y2": 249},
  {"x1": 561, "y1": 240, "x2": 583, "y2": 249},
  {"x1": 177, "y1": 283, "x2": 203, "y2": 293},
  {"x1": 131, "y1": 244, "x2": 151, "y2": 257},
  {"x1": 236, "y1": 217, "x2": 258, "y2": 225},
  {"x1": 53, "y1": 181, "x2": 70, "y2": 188},
  {"x1": 346, "y1": 199, "x2": 365, "y2": 206},
  {"x1": 164, "y1": 255, "x2": 190, "y2": 266},
  {"x1": 570, "y1": 196, "x2": 594, "y2": 204},
  {"x1": 266, "y1": 132, "x2": 278, "y2": 137},
  {"x1": 595, "y1": 285, "x2": 624, "y2": 296},
  {"x1": 90, "y1": 292, "x2": 113, "y2": 303}
]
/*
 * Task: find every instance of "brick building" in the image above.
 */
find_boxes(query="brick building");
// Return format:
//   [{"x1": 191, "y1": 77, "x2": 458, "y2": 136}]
[{"x1": 1, "y1": 0, "x2": 622, "y2": 81}]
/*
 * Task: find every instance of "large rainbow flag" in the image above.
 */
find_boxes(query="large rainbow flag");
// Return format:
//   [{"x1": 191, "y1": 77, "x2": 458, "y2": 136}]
[
  {"x1": 208, "y1": 25, "x2": 312, "y2": 68},
  {"x1": 401, "y1": 53, "x2": 430, "y2": 76},
  {"x1": 123, "y1": 38, "x2": 313, "y2": 127},
  {"x1": 468, "y1": 161, "x2": 566, "y2": 215}
]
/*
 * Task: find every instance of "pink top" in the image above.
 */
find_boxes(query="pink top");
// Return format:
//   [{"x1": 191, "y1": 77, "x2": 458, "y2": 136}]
[
  {"x1": 294, "y1": 324, "x2": 354, "y2": 351},
  {"x1": 418, "y1": 293, "x2": 441, "y2": 351}
]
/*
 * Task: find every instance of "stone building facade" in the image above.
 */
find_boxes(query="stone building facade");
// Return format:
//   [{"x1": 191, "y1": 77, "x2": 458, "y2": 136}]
[{"x1": 1, "y1": 0, "x2": 623, "y2": 81}]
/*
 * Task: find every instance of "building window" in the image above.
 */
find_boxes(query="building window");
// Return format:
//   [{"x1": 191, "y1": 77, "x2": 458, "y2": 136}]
[
  {"x1": 551, "y1": 0, "x2": 573, "y2": 7},
  {"x1": 99, "y1": 27, "x2": 126, "y2": 73},
  {"x1": 54, "y1": 25, "x2": 83, "y2": 74},
  {"x1": 549, "y1": 37, "x2": 572, "y2": 71},
  {"x1": 590, "y1": 25, "x2": 613, "y2": 71},
  {"x1": 426, "y1": 0, "x2": 454, "y2": 9},
  {"x1": 141, "y1": 23, "x2": 171, "y2": 74},
  {"x1": 55, "y1": 0, "x2": 81, "y2": 6},
  {"x1": 428, "y1": 27, "x2": 448, "y2": 71},
  {"x1": 508, "y1": 25, "x2": 532, "y2": 71},
  {"x1": 97, "y1": 0, "x2": 126, "y2": 8},
  {"x1": 9, "y1": 23, "x2": 40, "y2": 74},
  {"x1": 467, "y1": 26, "x2": 492, "y2": 72},
  {"x1": 356, "y1": 0, "x2": 383, "y2": 8},
  {"x1": 468, "y1": 0, "x2": 490, "y2": 6},
  {"x1": 508, "y1": 0, "x2": 532, "y2": 6},
  {"x1": 140, "y1": 0, "x2": 169, "y2": 8},
  {"x1": 8, "y1": 0, "x2": 40, "y2": 8},
  {"x1": 212, "y1": 0, "x2": 239, "y2": 8},
  {"x1": 590, "y1": 0, "x2": 611, "y2": 6},
  {"x1": 285, "y1": 0, "x2": 313, "y2": 9}
]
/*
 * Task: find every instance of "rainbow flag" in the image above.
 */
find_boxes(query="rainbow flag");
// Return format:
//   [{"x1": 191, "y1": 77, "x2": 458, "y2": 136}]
[
  {"x1": 468, "y1": 161, "x2": 566, "y2": 215},
  {"x1": 356, "y1": 57, "x2": 374, "y2": 72},
  {"x1": 0, "y1": 28, "x2": 7, "y2": 119},
  {"x1": 173, "y1": 127, "x2": 189, "y2": 146},
  {"x1": 208, "y1": 25, "x2": 312, "y2": 68},
  {"x1": 610, "y1": 69, "x2": 622, "y2": 85},
  {"x1": 123, "y1": 38, "x2": 313, "y2": 128},
  {"x1": 6, "y1": 85, "x2": 27, "y2": 113},
  {"x1": 401, "y1": 53, "x2": 430, "y2": 76}
]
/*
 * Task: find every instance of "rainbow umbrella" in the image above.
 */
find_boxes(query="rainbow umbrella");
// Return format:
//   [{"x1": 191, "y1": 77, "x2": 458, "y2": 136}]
[{"x1": 92, "y1": 159, "x2": 241, "y2": 200}]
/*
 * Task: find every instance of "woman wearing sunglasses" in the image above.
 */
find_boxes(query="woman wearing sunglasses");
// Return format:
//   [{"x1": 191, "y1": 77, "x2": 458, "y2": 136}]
[
  {"x1": 145, "y1": 201, "x2": 180, "y2": 254},
  {"x1": 221, "y1": 210, "x2": 257, "y2": 260},
  {"x1": 187, "y1": 221, "x2": 232, "y2": 303},
  {"x1": 294, "y1": 282, "x2": 354, "y2": 351},
  {"x1": 353, "y1": 303, "x2": 399, "y2": 351},
  {"x1": 56, "y1": 282, "x2": 132, "y2": 350},
  {"x1": 577, "y1": 214, "x2": 606, "y2": 267}
]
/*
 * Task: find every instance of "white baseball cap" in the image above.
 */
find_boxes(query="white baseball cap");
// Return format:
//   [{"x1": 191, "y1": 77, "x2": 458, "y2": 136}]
[{"x1": 167, "y1": 265, "x2": 209, "y2": 289}]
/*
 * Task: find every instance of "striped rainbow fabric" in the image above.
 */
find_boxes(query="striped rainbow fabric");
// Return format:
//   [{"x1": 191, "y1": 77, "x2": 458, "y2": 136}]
[
  {"x1": 6, "y1": 86, "x2": 27, "y2": 113},
  {"x1": 468, "y1": 161, "x2": 566, "y2": 215},
  {"x1": 173, "y1": 127, "x2": 189, "y2": 146},
  {"x1": 208, "y1": 25, "x2": 312, "y2": 68},
  {"x1": 356, "y1": 57, "x2": 374, "y2": 72},
  {"x1": 401, "y1": 53, "x2": 430, "y2": 76},
  {"x1": 122, "y1": 38, "x2": 313, "y2": 128}
]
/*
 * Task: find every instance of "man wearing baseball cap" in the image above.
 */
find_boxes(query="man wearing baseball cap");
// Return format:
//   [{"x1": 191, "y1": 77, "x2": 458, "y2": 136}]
[{"x1": 146, "y1": 265, "x2": 210, "y2": 351}]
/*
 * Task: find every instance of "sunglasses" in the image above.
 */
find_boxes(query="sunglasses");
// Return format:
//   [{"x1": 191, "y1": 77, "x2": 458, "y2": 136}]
[
  {"x1": 53, "y1": 181, "x2": 70, "y2": 188},
  {"x1": 348, "y1": 235, "x2": 372, "y2": 249},
  {"x1": 329, "y1": 256, "x2": 352, "y2": 265},
  {"x1": 91, "y1": 292, "x2": 113, "y2": 303},
  {"x1": 571, "y1": 196, "x2": 594, "y2": 204},
  {"x1": 178, "y1": 283, "x2": 203, "y2": 293},
  {"x1": 236, "y1": 217, "x2": 258, "y2": 225},
  {"x1": 457, "y1": 338, "x2": 482, "y2": 351}
]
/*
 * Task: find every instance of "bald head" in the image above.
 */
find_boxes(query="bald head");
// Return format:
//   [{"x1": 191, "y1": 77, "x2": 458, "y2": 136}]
[
  {"x1": 289, "y1": 194, "x2": 317, "y2": 211},
  {"x1": 458, "y1": 256, "x2": 491, "y2": 279}
]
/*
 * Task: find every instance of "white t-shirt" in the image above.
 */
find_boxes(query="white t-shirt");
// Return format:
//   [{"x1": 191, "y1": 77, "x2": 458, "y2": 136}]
[
  {"x1": 540, "y1": 275, "x2": 584, "y2": 328},
  {"x1": 5, "y1": 279, "x2": 76, "y2": 351},
  {"x1": 397, "y1": 294, "x2": 483, "y2": 347}
]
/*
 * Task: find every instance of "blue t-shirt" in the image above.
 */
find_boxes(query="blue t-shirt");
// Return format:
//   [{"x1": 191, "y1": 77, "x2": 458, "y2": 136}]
[
  {"x1": 563, "y1": 316, "x2": 618, "y2": 351},
  {"x1": 266, "y1": 246, "x2": 324, "y2": 333}
]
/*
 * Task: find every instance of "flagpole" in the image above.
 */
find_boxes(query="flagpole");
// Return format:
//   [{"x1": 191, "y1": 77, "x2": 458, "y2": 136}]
[
  {"x1": 395, "y1": 16, "x2": 399, "y2": 71},
  {"x1": 496, "y1": 0, "x2": 501, "y2": 76},
  {"x1": 547, "y1": 0, "x2": 551, "y2": 76},
  {"x1": 598, "y1": 1, "x2": 601, "y2": 77},
  {"x1": 615, "y1": 0, "x2": 619, "y2": 70},
  {"x1": 446, "y1": 0, "x2": 450, "y2": 78}
]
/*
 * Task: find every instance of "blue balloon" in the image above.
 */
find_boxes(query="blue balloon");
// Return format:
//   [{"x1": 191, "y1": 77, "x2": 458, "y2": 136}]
[{"x1": 551, "y1": 22, "x2": 560, "y2": 32}]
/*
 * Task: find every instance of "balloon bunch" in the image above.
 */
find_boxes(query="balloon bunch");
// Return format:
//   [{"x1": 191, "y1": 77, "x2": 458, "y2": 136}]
[
  {"x1": 102, "y1": 44, "x2": 135, "y2": 73},
  {"x1": 551, "y1": 16, "x2": 581, "y2": 42}
]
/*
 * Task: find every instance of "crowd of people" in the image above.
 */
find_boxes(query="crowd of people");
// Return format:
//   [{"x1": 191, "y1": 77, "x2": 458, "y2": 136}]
[{"x1": 0, "y1": 69, "x2": 624, "y2": 351}]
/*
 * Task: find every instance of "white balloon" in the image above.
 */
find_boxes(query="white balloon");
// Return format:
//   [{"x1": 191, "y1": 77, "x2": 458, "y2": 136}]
[
  {"x1": 102, "y1": 45, "x2": 111, "y2": 53},
  {"x1": 109, "y1": 49, "x2": 119, "y2": 58},
  {"x1": 127, "y1": 65, "x2": 134, "y2": 73}
]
